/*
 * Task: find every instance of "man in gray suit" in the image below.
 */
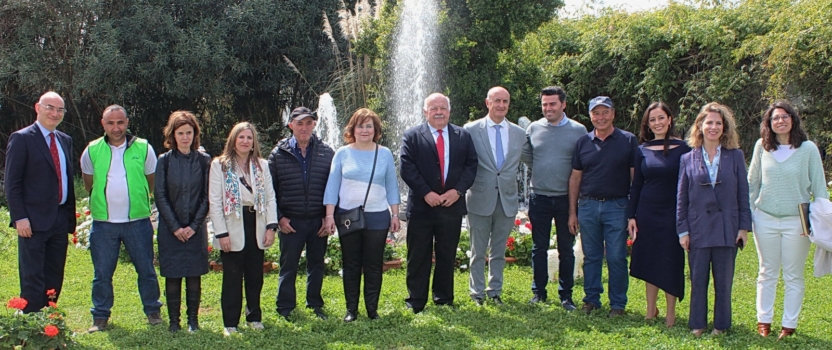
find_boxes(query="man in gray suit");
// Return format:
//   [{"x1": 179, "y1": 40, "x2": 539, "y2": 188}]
[{"x1": 464, "y1": 86, "x2": 526, "y2": 305}]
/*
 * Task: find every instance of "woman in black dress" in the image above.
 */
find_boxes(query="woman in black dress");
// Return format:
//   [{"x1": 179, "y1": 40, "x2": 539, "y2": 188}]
[
  {"x1": 155, "y1": 111, "x2": 212, "y2": 332},
  {"x1": 627, "y1": 102, "x2": 690, "y2": 327}
]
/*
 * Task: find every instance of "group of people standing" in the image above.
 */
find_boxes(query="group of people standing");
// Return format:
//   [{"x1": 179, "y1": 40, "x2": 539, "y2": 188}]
[{"x1": 4, "y1": 88, "x2": 827, "y2": 340}]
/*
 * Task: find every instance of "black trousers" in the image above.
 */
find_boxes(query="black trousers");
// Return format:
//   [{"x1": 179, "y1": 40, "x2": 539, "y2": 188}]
[
  {"x1": 529, "y1": 194, "x2": 574, "y2": 302},
  {"x1": 18, "y1": 204, "x2": 70, "y2": 313},
  {"x1": 220, "y1": 209, "x2": 264, "y2": 327},
  {"x1": 276, "y1": 217, "x2": 327, "y2": 315},
  {"x1": 340, "y1": 228, "x2": 387, "y2": 314},
  {"x1": 405, "y1": 211, "x2": 462, "y2": 310}
]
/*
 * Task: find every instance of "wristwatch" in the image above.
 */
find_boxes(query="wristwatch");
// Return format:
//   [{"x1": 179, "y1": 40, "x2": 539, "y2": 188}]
[{"x1": 456, "y1": 190, "x2": 464, "y2": 197}]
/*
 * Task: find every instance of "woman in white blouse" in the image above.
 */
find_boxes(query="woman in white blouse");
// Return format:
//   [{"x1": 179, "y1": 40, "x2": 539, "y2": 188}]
[
  {"x1": 208, "y1": 122, "x2": 278, "y2": 336},
  {"x1": 748, "y1": 101, "x2": 828, "y2": 340}
]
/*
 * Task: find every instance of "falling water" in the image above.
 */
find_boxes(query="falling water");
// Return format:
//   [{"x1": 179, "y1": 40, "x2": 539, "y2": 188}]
[
  {"x1": 316, "y1": 93, "x2": 342, "y2": 149},
  {"x1": 388, "y1": 0, "x2": 441, "y2": 154}
]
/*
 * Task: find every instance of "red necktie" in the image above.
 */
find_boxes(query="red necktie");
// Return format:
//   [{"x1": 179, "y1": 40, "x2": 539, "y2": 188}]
[
  {"x1": 436, "y1": 129, "x2": 445, "y2": 188},
  {"x1": 49, "y1": 133, "x2": 62, "y2": 203}
]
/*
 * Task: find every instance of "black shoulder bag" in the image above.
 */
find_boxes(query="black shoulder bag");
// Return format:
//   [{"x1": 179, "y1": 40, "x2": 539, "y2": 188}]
[{"x1": 336, "y1": 144, "x2": 378, "y2": 236}]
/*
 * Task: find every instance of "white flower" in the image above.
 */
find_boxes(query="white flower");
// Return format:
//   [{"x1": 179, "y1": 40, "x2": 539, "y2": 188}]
[
  {"x1": 338, "y1": 269, "x2": 343, "y2": 277},
  {"x1": 75, "y1": 243, "x2": 81, "y2": 249},
  {"x1": 301, "y1": 251, "x2": 306, "y2": 258},
  {"x1": 457, "y1": 247, "x2": 461, "y2": 252},
  {"x1": 324, "y1": 258, "x2": 332, "y2": 264},
  {"x1": 460, "y1": 264, "x2": 468, "y2": 269},
  {"x1": 466, "y1": 250, "x2": 472, "y2": 258}
]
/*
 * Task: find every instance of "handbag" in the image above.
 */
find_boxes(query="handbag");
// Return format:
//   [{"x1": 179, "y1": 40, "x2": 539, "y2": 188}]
[{"x1": 335, "y1": 144, "x2": 378, "y2": 236}]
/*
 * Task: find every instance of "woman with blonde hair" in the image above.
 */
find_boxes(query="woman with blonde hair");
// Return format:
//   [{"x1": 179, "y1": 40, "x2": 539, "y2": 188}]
[
  {"x1": 155, "y1": 111, "x2": 212, "y2": 332},
  {"x1": 677, "y1": 102, "x2": 751, "y2": 337},
  {"x1": 748, "y1": 100, "x2": 828, "y2": 339},
  {"x1": 208, "y1": 122, "x2": 278, "y2": 336},
  {"x1": 323, "y1": 108, "x2": 400, "y2": 322}
]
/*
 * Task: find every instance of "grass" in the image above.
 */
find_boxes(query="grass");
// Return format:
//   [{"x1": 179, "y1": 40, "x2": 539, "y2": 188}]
[{"x1": 3, "y1": 208, "x2": 832, "y2": 349}]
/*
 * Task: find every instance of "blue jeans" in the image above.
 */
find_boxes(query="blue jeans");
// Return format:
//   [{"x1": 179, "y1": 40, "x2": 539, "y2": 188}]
[
  {"x1": 578, "y1": 197, "x2": 629, "y2": 310},
  {"x1": 529, "y1": 194, "x2": 574, "y2": 302},
  {"x1": 89, "y1": 219, "x2": 162, "y2": 319}
]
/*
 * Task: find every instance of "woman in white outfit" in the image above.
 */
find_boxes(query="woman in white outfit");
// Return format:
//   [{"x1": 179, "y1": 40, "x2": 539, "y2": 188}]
[{"x1": 748, "y1": 100, "x2": 828, "y2": 340}]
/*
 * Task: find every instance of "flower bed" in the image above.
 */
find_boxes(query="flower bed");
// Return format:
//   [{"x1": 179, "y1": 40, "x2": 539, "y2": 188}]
[{"x1": 0, "y1": 290, "x2": 72, "y2": 349}]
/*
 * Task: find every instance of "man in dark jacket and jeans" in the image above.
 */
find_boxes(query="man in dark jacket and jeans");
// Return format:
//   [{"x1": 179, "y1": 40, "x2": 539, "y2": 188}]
[{"x1": 268, "y1": 107, "x2": 335, "y2": 320}]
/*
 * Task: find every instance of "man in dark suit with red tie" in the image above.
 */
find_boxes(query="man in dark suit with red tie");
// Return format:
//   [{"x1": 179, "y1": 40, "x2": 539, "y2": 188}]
[
  {"x1": 4, "y1": 91, "x2": 76, "y2": 313},
  {"x1": 400, "y1": 92, "x2": 478, "y2": 313}
]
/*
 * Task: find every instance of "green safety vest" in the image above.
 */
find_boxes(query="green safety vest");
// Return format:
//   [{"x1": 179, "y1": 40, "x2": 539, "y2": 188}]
[{"x1": 88, "y1": 135, "x2": 151, "y2": 221}]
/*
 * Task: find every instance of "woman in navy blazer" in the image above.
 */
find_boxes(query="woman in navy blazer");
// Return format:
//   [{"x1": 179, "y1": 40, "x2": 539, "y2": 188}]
[{"x1": 677, "y1": 102, "x2": 752, "y2": 337}]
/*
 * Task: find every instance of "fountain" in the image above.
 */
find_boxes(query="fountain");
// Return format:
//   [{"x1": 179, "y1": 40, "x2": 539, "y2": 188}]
[
  {"x1": 316, "y1": 93, "x2": 342, "y2": 149},
  {"x1": 387, "y1": 0, "x2": 442, "y2": 154}
]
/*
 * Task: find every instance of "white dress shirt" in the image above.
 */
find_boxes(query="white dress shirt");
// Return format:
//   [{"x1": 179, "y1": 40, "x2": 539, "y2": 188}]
[
  {"x1": 427, "y1": 124, "x2": 450, "y2": 182},
  {"x1": 486, "y1": 117, "x2": 509, "y2": 166}
]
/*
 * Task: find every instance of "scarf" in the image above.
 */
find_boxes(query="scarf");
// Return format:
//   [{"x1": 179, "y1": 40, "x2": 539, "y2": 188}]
[{"x1": 222, "y1": 159, "x2": 267, "y2": 217}]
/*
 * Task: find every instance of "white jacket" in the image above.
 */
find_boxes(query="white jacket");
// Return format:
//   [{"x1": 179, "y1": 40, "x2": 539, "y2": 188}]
[
  {"x1": 209, "y1": 158, "x2": 278, "y2": 252},
  {"x1": 809, "y1": 198, "x2": 832, "y2": 277}
]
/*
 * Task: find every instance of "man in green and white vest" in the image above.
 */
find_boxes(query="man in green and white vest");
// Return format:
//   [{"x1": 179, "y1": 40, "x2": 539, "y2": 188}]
[{"x1": 81, "y1": 105, "x2": 162, "y2": 333}]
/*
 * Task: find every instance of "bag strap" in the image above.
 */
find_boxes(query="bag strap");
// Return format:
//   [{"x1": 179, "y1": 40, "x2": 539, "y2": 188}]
[{"x1": 361, "y1": 144, "x2": 379, "y2": 208}]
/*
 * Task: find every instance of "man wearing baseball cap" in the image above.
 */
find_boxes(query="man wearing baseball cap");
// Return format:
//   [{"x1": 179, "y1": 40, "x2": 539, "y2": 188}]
[
  {"x1": 567, "y1": 96, "x2": 638, "y2": 317},
  {"x1": 268, "y1": 106, "x2": 335, "y2": 320}
]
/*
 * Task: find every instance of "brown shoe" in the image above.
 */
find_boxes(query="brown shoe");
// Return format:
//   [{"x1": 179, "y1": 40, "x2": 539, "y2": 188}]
[
  {"x1": 88, "y1": 318, "x2": 108, "y2": 333},
  {"x1": 778, "y1": 327, "x2": 795, "y2": 340},
  {"x1": 581, "y1": 303, "x2": 597, "y2": 315},
  {"x1": 757, "y1": 322, "x2": 771, "y2": 337},
  {"x1": 608, "y1": 308, "x2": 625, "y2": 317},
  {"x1": 711, "y1": 329, "x2": 726, "y2": 336},
  {"x1": 691, "y1": 329, "x2": 705, "y2": 338}
]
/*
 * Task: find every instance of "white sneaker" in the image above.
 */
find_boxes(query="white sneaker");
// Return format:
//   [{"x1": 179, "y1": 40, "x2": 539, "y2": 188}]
[
  {"x1": 247, "y1": 321, "x2": 265, "y2": 330},
  {"x1": 223, "y1": 327, "x2": 237, "y2": 336}
]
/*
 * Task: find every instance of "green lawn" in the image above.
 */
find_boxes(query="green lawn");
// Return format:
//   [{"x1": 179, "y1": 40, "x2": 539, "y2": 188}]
[{"x1": 3, "y1": 211, "x2": 832, "y2": 349}]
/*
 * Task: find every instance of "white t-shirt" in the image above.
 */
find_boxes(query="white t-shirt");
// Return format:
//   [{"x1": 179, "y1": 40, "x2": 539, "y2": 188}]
[
  {"x1": 81, "y1": 140, "x2": 156, "y2": 223},
  {"x1": 772, "y1": 144, "x2": 796, "y2": 163}
]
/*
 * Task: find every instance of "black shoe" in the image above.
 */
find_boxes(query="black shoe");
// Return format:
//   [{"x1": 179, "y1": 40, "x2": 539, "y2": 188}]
[
  {"x1": 561, "y1": 300, "x2": 577, "y2": 311},
  {"x1": 367, "y1": 311, "x2": 380, "y2": 320},
  {"x1": 312, "y1": 307, "x2": 328, "y2": 320},
  {"x1": 343, "y1": 310, "x2": 357, "y2": 323},
  {"x1": 472, "y1": 297, "x2": 485, "y2": 306},
  {"x1": 489, "y1": 296, "x2": 504, "y2": 306},
  {"x1": 169, "y1": 322, "x2": 181, "y2": 333},
  {"x1": 529, "y1": 294, "x2": 547, "y2": 304},
  {"x1": 406, "y1": 301, "x2": 424, "y2": 314}
]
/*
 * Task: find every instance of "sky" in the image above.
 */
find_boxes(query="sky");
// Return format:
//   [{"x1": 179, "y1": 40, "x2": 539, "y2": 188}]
[{"x1": 562, "y1": 0, "x2": 669, "y2": 17}]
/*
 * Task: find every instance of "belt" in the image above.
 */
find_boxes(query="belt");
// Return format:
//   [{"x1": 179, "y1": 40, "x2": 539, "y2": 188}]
[
  {"x1": 580, "y1": 196, "x2": 625, "y2": 202},
  {"x1": 243, "y1": 205, "x2": 256, "y2": 213}
]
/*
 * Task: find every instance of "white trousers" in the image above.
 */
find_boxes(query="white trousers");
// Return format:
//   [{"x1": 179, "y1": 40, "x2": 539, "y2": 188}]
[{"x1": 753, "y1": 209, "x2": 811, "y2": 328}]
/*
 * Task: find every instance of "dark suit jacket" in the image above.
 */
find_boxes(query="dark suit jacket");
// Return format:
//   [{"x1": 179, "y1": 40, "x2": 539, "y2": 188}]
[
  {"x1": 4, "y1": 123, "x2": 76, "y2": 233},
  {"x1": 676, "y1": 147, "x2": 752, "y2": 249},
  {"x1": 400, "y1": 122, "x2": 478, "y2": 217}
]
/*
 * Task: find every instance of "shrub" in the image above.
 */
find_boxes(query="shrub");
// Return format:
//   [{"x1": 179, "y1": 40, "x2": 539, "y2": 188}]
[{"x1": 0, "y1": 291, "x2": 72, "y2": 349}]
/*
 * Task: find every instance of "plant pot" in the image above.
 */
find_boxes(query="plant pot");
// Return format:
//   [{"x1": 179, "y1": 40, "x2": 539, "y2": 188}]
[
  {"x1": 209, "y1": 261, "x2": 222, "y2": 272},
  {"x1": 383, "y1": 259, "x2": 403, "y2": 272},
  {"x1": 263, "y1": 261, "x2": 275, "y2": 273}
]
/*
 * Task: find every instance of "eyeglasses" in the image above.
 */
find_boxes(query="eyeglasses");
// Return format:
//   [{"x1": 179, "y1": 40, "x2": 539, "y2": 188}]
[
  {"x1": 39, "y1": 103, "x2": 67, "y2": 114},
  {"x1": 771, "y1": 114, "x2": 790, "y2": 122}
]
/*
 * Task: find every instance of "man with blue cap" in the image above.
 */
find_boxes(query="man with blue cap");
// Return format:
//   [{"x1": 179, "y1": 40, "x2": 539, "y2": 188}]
[{"x1": 567, "y1": 96, "x2": 638, "y2": 317}]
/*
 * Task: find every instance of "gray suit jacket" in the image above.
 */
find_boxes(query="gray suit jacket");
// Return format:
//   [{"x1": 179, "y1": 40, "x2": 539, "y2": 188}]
[{"x1": 464, "y1": 117, "x2": 526, "y2": 217}]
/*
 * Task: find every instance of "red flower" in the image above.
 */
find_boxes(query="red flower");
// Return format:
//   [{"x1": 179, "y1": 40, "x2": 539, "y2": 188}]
[
  {"x1": 386, "y1": 239, "x2": 394, "y2": 245},
  {"x1": 46, "y1": 289, "x2": 57, "y2": 297},
  {"x1": 506, "y1": 237, "x2": 516, "y2": 251},
  {"x1": 75, "y1": 212, "x2": 81, "y2": 218},
  {"x1": 626, "y1": 239, "x2": 634, "y2": 247},
  {"x1": 43, "y1": 324, "x2": 59, "y2": 337},
  {"x1": 73, "y1": 237, "x2": 78, "y2": 244},
  {"x1": 525, "y1": 222, "x2": 532, "y2": 230},
  {"x1": 48, "y1": 301, "x2": 58, "y2": 308},
  {"x1": 7, "y1": 297, "x2": 28, "y2": 310},
  {"x1": 514, "y1": 219, "x2": 521, "y2": 226},
  {"x1": 84, "y1": 210, "x2": 91, "y2": 215},
  {"x1": 207, "y1": 246, "x2": 213, "y2": 252}
]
